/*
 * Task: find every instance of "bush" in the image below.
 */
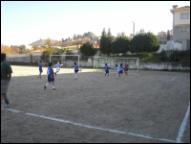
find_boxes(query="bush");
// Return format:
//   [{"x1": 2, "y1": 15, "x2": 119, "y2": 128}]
[{"x1": 141, "y1": 53, "x2": 153, "y2": 61}]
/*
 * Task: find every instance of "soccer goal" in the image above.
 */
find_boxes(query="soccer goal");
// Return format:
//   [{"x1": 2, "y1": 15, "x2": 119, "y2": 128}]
[
  {"x1": 49, "y1": 54, "x2": 79, "y2": 68},
  {"x1": 94, "y1": 57, "x2": 141, "y2": 75}
]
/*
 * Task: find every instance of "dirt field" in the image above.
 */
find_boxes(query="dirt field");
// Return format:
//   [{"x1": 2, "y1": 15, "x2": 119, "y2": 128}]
[{"x1": 1, "y1": 66, "x2": 190, "y2": 143}]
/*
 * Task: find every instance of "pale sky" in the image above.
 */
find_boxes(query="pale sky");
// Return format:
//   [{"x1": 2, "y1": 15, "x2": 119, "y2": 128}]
[{"x1": 1, "y1": 1, "x2": 190, "y2": 47}]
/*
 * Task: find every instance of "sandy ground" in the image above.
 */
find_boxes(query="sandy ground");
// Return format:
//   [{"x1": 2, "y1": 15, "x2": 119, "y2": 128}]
[{"x1": 1, "y1": 66, "x2": 190, "y2": 143}]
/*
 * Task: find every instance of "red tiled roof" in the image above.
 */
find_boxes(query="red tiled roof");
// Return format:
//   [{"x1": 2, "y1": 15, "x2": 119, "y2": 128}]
[{"x1": 177, "y1": 6, "x2": 190, "y2": 9}]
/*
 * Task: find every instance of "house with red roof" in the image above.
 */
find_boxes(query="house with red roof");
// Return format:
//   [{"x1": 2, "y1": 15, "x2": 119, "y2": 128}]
[{"x1": 170, "y1": 5, "x2": 190, "y2": 50}]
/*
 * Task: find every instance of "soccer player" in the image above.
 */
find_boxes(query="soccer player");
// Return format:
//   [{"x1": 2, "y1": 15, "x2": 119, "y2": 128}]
[
  {"x1": 38, "y1": 60, "x2": 43, "y2": 79},
  {"x1": 44, "y1": 62, "x2": 56, "y2": 90},
  {"x1": 54, "y1": 61, "x2": 63, "y2": 75},
  {"x1": 124, "y1": 63, "x2": 129, "y2": 75},
  {"x1": 74, "y1": 62, "x2": 82, "y2": 79},
  {"x1": 117, "y1": 63, "x2": 124, "y2": 77},
  {"x1": 104, "y1": 63, "x2": 109, "y2": 76},
  {"x1": 115, "y1": 64, "x2": 119, "y2": 72},
  {"x1": 1, "y1": 53, "x2": 12, "y2": 111}
]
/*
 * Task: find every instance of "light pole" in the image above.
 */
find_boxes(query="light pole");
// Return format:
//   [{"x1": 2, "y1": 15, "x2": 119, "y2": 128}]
[{"x1": 132, "y1": 21, "x2": 135, "y2": 36}]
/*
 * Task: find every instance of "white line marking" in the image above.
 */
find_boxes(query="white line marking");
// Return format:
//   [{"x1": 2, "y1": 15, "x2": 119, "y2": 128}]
[
  {"x1": 170, "y1": 77, "x2": 177, "y2": 81},
  {"x1": 4, "y1": 108, "x2": 178, "y2": 143},
  {"x1": 176, "y1": 101, "x2": 190, "y2": 143}
]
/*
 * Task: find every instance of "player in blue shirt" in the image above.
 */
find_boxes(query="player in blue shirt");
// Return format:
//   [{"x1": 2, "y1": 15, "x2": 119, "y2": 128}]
[
  {"x1": 115, "y1": 64, "x2": 124, "y2": 77},
  {"x1": 74, "y1": 62, "x2": 82, "y2": 79},
  {"x1": 38, "y1": 60, "x2": 43, "y2": 79},
  {"x1": 44, "y1": 62, "x2": 56, "y2": 90},
  {"x1": 118, "y1": 63, "x2": 124, "y2": 77},
  {"x1": 104, "y1": 63, "x2": 109, "y2": 76}
]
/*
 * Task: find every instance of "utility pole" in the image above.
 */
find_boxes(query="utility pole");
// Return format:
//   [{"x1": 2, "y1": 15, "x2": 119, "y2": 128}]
[{"x1": 132, "y1": 21, "x2": 135, "y2": 36}]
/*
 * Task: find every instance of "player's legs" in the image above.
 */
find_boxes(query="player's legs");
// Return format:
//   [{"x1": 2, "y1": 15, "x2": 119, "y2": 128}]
[
  {"x1": 118, "y1": 70, "x2": 122, "y2": 77},
  {"x1": 2, "y1": 93, "x2": 10, "y2": 105},
  {"x1": 75, "y1": 73, "x2": 77, "y2": 79},
  {"x1": 44, "y1": 75, "x2": 51, "y2": 89},
  {"x1": 1, "y1": 80, "x2": 10, "y2": 109},
  {"x1": 75, "y1": 70, "x2": 78, "y2": 79},
  {"x1": 55, "y1": 68, "x2": 60, "y2": 75},
  {"x1": 51, "y1": 75, "x2": 55, "y2": 90},
  {"x1": 39, "y1": 68, "x2": 43, "y2": 78}
]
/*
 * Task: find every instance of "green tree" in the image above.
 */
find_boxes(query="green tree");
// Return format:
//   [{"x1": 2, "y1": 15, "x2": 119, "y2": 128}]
[
  {"x1": 130, "y1": 32, "x2": 159, "y2": 53},
  {"x1": 53, "y1": 48, "x2": 72, "y2": 55},
  {"x1": 41, "y1": 46, "x2": 54, "y2": 61},
  {"x1": 100, "y1": 28, "x2": 107, "y2": 55},
  {"x1": 100, "y1": 28, "x2": 114, "y2": 56},
  {"x1": 106, "y1": 28, "x2": 114, "y2": 56},
  {"x1": 80, "y1": 43, "x2": 96, "y2": 57},
  {"x1": 167, "y1": 30, "x2": 170, "y2": 41},
  {"x1": 111, "y1": 35, "x2": 130, "y2": 54}
]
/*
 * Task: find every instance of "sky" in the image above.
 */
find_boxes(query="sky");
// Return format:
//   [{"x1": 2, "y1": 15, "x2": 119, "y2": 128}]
[{"x1": 1, "y1": 1, "x2": 190, "y2": 47}]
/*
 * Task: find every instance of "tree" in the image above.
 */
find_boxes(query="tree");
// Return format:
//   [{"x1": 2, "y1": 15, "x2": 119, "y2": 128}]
[
  {"x1": 45, "y1": 38, "x2": 52, "y2": 47},
  {"x1": 32, "y1": 45, "x2": 41, "y2": 50},
  {"x1": 54, "y1": 41, "x2": 61, "y2": 46},
  {"x1": 100, "y1": 28, "x2": 107, "y2": 55},
  {"x1": 1, "y1": 45, "x2": 10, "y2": 54},
  {"x1": 54, "y1": 48, "x2": 72, "y2": 55},
  {"x1": 83, "y1": 32, "x2": 96, "y2": 39},
  {"x1": 130, "y1": 32, "x2": 159, "y2": 53},
  {"x1": 167, "y1": 30, "x2": 170, "y2": 41},
  {"x1": 19, "y1": 45, "x2": 27, "y2": 54},
  {"x1": 100, "y1": 28, "x2": 114, "y2": 56},
  {"x1": 80, "y1": 43, "x2": 96, "y2": 57},
  {"x1": 41, "y1": 46, "x2": 54, "y2": 61},
  {"x1": 111, "y1": 35, "x2": 130, "y2": 54},
  {"x1": 106, "y1": 28, "x2": 114, "y2": 56},
  {"x1": 146, "y1": 32, "x2": 160, "y2": 52}
]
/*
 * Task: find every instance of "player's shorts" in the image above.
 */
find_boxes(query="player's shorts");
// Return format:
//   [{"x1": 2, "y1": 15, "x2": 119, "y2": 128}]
[
  {"x1": 105, "y1": 70, "x2": 109, "y2": 73},
  {"x1": 48, "y1": 74, "x2": 55, "y2": 82},
  {"x1": 74, "y1": 70, "x2": 79, "y2": 73},
  {"x1": 39, "y1": 67, "x2": 43, "y2": 73},
  {"x1": 1, "y1": 80, "x2": 10, "y2": 94},
  {"x1": 118, "y1": 70, "x2": 123, "y2": 74}
]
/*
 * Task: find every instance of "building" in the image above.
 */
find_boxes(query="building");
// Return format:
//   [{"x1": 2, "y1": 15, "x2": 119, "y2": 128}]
[
  {"x1": 156, "y1": 31, "x2": 173, "y2": 45},
  {"x1": 170, "y1": 5, "x2": 190, "y2": 50}
]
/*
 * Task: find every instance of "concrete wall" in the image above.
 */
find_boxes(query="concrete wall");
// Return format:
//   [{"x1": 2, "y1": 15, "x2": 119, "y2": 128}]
[{"x1": 140, "y1": 62, "x2": 190, "y2": 71}]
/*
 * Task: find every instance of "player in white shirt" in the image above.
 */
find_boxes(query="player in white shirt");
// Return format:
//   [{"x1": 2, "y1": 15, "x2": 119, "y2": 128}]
[{"x1": 54, "y1": 61, "x2": 63, "y2": 75}]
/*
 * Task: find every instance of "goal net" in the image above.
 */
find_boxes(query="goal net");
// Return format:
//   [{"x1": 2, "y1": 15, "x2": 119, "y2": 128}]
[
  {"x1": 94, "y1": 57, "x2": 140, "y2": 75},
  {"x1": 49, "y1": 54, "x2": 79, "y2": 68}
]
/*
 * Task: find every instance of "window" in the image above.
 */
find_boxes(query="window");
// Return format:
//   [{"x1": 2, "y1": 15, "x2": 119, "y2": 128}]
[
  {"x1": 181, "y1": 28, "x2": 188, "y2": 32},
  {"x1": 181, "y1": 13, "x2": 189, "y2": 19}
]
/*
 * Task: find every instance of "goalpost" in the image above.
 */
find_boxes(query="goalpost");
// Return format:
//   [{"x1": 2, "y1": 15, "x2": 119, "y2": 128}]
[
  {"x1": 49, "y1": 54, "x2": 79, "y2": 68},
  {"x1": 94, "y1": 56, "x2": 141, "y2": 75}
]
